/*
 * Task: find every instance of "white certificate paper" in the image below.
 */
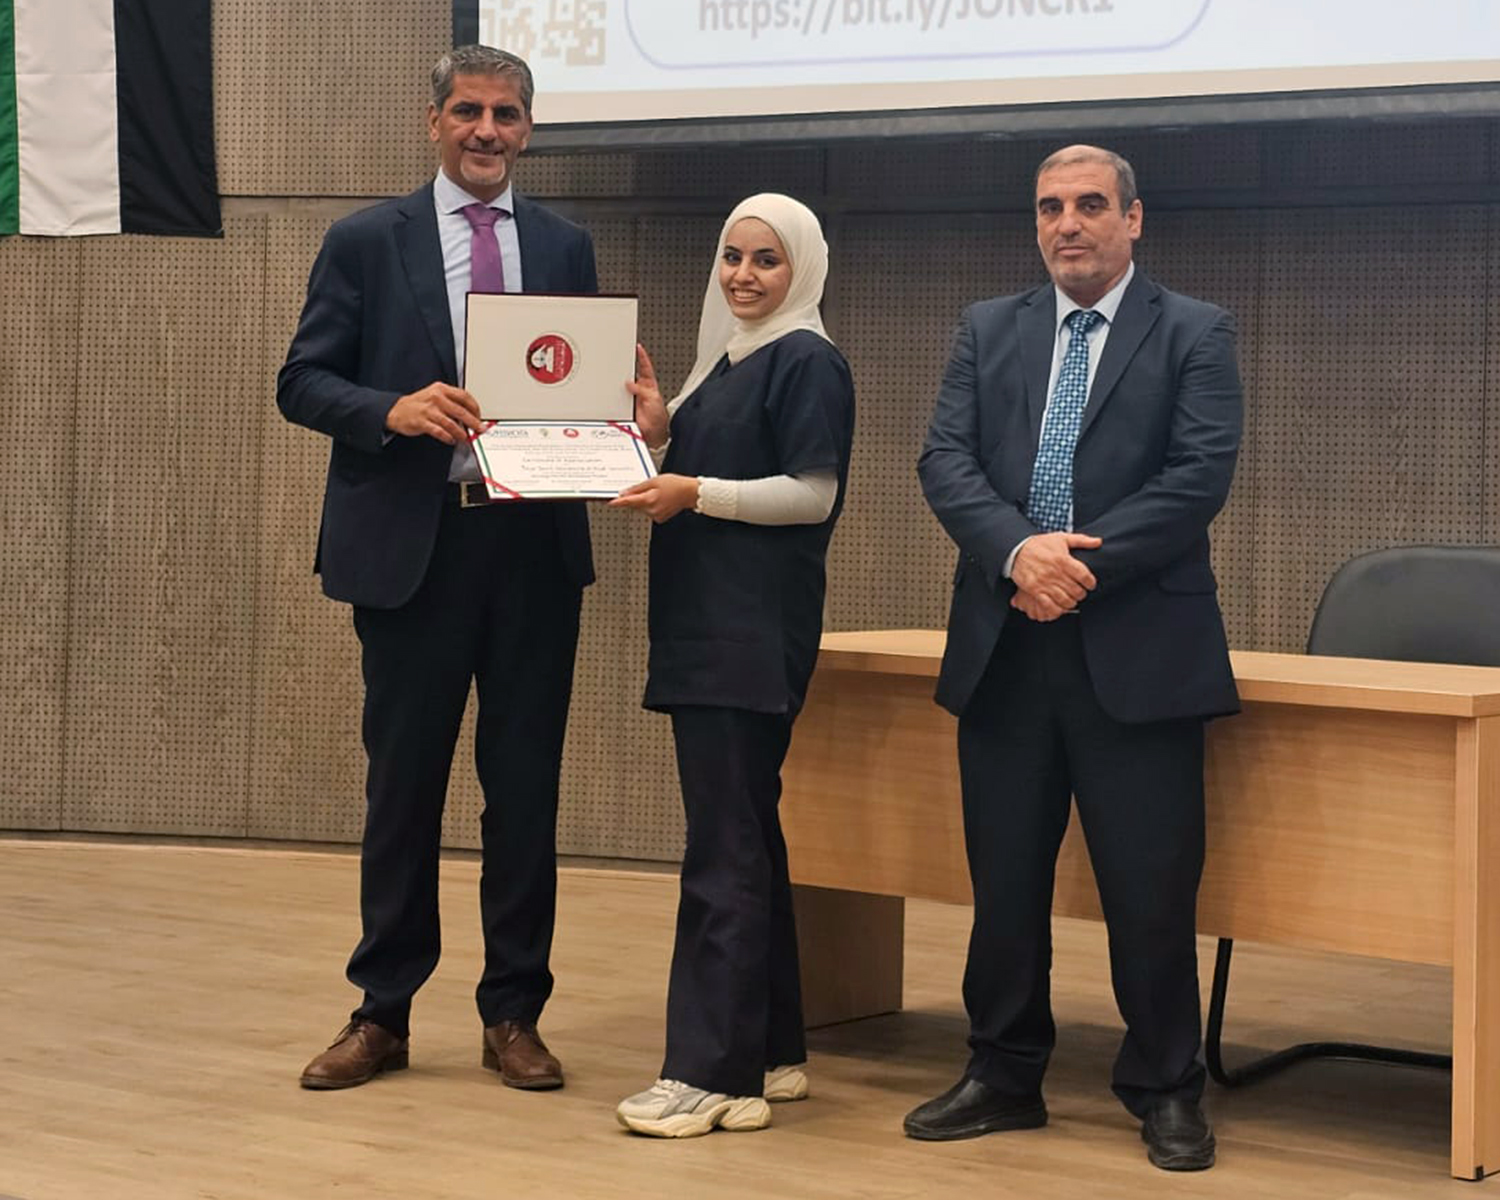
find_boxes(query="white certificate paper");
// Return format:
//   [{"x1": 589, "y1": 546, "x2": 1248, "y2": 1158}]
[
  {"x1": 471, "y1": 420, "x2": 656, "y2": 501},
  {"x1": 464, "y1": 293, "x2": 638, "y2": 421}
]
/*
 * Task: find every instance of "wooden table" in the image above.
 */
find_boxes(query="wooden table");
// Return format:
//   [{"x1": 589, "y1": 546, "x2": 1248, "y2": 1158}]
[{"x1": 782, "y1": 630, "x2": 1500, "y2": 1181}]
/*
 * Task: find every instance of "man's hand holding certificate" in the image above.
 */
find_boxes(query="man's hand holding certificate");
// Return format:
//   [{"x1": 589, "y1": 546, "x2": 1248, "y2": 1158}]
[{"x1": 463, "y1": 293, "x2": 654, "y2": 499}]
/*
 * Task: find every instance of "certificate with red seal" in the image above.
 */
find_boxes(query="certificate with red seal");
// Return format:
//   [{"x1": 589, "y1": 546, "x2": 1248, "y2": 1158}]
[
  {"x1": 464, "y1": 292, "x2": 638, "y2": 421},
  {"x1": 463, "y1": 293, "x2": 649, "y2": 499}
]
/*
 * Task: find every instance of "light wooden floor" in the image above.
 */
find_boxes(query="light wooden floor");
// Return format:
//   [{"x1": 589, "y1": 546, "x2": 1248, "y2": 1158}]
[{"x1": 0, "y1": 838, "x2": 1474, "y2": 1199}]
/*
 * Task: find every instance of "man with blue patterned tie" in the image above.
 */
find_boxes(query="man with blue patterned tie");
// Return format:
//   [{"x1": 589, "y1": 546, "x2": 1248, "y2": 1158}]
[
  {"x1": 278, "y1": 45, "x2": 597, "y2": 1094},
  {"x1": 907, "y1": 145, "x2": 1243, "y2": 1170}
]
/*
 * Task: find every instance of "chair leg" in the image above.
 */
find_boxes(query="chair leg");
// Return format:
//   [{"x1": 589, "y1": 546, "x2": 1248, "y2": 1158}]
[{"x1": 1205, "y1": 937, "x2": 1452, "y2": 1087}]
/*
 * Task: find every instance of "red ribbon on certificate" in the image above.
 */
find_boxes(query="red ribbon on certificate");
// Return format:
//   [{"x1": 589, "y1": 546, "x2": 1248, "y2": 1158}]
[
  {"x1": 608, "y1": 421, "x2": 646, "y2": 441},
  {"x1": 481, "y1": 475, "x2": 524, "y2": 500}
]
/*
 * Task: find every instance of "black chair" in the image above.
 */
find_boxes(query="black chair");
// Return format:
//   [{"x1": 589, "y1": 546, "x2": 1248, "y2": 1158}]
[{"x1": 1206, "y1": 544, "x2": 1500, "y2": 1087}]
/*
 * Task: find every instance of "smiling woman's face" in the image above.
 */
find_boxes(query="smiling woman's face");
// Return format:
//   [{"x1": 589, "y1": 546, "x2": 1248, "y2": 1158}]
[{"x1": 718, "y1": 218, "x2": 792, "y2": 323}]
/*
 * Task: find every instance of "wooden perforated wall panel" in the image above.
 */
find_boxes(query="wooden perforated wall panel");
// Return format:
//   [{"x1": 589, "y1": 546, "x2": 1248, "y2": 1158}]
[
  {"x1": 247, "y1": 212, "x2": 368, "y2": 844},
  {"x1": 0, "y1": 237, "x2": 78, "y2": 830},
  {"x1": 212, "y1": 0, "x2": 449, "y2": 198},
  {"x1": 62, "y1": 221, "x2": 267, "y2": 834},
  {"x1": 0, "y1": 0, "x2": 1497, "y2": 860},
  {"x1": 1489, "y1": 206, "x2": 1500, "y2": 546}
]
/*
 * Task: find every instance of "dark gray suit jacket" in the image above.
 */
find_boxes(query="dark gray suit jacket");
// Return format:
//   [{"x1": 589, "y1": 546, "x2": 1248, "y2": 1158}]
[
  {"x1": 277, "y1": 184, "x2": 599, "y2": 609},
  {"x1": 918, "y1": 268, "x2": 1242, "y2": 723}
]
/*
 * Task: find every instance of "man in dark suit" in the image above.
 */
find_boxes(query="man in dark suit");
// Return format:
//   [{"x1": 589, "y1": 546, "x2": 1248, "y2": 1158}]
[
  {"x1": 906, "y1": 145, "x2": 1242, "y2": 1170},
  {"x1": 278, "y1": 45, "x2": 597, "y2": 1093}
]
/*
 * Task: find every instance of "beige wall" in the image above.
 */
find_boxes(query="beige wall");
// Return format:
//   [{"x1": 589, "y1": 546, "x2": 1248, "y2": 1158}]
[{"x1": 2, "y1": 0, "x2": 1498, "y2": 856}]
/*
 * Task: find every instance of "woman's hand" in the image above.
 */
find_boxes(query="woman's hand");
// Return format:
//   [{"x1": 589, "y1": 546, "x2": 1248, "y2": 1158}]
[
  {"x1": 609, "y1": 473, "x2": 700, "y2": 523},
  {"x1": 625, "y1": 344, "x2": 670, "y2": 449}
]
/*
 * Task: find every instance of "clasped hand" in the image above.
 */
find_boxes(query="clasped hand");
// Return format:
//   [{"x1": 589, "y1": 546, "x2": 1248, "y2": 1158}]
[{"x1": 1010, "y1": 531, "x2": 1102, "y2": 622}]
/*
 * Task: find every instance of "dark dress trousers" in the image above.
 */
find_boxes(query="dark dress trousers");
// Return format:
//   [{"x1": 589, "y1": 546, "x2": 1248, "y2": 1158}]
[
  {"x1": 277, "y1": 183, "x2": 598, "y2": 1036},
  {"x1": 917, "y1": 270, "x2": 1242, "y2": 1115}
]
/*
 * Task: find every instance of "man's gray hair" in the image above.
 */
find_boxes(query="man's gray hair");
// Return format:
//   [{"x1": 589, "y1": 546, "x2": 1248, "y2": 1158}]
[
  {"x1": 1035, "y1": 145, "x2": 1138, "y2": 211},
  {"x1": 431, "y1": 45, "x2": 534, "y2": 115}
]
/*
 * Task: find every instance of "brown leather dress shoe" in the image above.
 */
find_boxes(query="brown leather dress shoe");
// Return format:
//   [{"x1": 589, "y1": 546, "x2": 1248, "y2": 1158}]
[
  {"x1": 481, "y1": 1020, "x2": 564, "y2": 1090},
  {"x1": 299, "y1": 1020, "x2": 409, "y2": 1090}
]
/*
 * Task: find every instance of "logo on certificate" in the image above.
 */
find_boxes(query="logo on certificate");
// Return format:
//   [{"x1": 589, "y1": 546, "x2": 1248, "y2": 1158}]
[{"x1": 526, "y1": 333, "x2": 577, "y2": 385}]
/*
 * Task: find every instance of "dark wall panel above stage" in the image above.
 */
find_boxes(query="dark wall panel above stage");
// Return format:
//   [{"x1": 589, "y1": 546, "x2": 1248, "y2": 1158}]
[{"x1": 1260, "y1": 121, "x2": 1497, "y2": 192}]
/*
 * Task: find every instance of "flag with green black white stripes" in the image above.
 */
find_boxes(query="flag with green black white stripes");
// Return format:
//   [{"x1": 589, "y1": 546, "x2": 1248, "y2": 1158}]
[{"x1": 0, "y1": 0, "x2": 219, "y2": 237}]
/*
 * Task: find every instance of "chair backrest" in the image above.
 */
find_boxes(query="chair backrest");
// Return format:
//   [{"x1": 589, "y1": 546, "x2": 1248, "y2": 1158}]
[{"x1": 1307, "y1": 545, "x2": 1500, "y2": 666}]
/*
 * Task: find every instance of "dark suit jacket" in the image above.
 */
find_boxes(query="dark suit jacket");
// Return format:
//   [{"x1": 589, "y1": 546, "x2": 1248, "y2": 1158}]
[
  {"x1": 277, "y1": 183, "x2": 599, "y2": 609},
  {"x1": 918, "y1": 268, "x2": 1242, "y2": 724}
]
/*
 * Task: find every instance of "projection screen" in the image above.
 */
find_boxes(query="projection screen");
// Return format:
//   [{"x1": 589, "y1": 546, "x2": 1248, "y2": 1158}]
[{"x1": 455, "y1": 1, "x2": 1500, "y2": 146}]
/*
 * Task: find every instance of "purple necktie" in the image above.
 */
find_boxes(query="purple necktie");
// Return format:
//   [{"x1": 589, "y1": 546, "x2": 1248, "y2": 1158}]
[
  {"x1": 461, "y1": 202, "x2": 507, "y2": 293},
  {"x1": 454, "y1": 203, "x2": 507, "y2": 483}
]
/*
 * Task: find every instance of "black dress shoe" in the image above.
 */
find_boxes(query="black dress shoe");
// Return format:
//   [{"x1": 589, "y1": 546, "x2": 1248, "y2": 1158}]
[
  {"x1": 1140, "y1": 1097, "x2": 1216, "y2": 1171},
  {"x1": 903, "y1": 1077, "x2": 1047, "y2": 1141}
]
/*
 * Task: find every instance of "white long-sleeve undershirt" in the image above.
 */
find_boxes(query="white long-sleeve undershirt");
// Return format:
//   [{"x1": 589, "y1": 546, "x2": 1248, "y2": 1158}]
[{"x1": 647, "y1": 439, "x2": 836, "y2": 526}]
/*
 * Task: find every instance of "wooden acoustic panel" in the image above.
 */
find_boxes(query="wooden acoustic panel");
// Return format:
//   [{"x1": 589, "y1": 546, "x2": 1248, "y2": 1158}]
[
  {"x1": 1250, "y1": 206, "x2": 1491, "y2": 653},
  {"x1": 213, "y1": 0, "x2": 449, "y2": 198},
  {"x1": 822, "y1": 211, "x2": 1040, "y2": 635},
  {"x1": 1487, "y1": 203, "x2": 1500, "y2": 544},
  {"x1": 63, "y1": 217, "x2": 268, "y2": 835},
  {"x1": 0, "y1": 236, "x2": 79, "y2": 830},
  {"x1": 1133, "y1": 209, "x2": 1263, "y2": 650},
  {"x1": 247, "y1": 212, "x2": 367, "y2": 844}
]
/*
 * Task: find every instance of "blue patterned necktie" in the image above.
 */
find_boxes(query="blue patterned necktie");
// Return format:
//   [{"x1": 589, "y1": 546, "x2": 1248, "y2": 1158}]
[{"x1": 1026, "y1": 308, "x2": 1103, "y2": 532}]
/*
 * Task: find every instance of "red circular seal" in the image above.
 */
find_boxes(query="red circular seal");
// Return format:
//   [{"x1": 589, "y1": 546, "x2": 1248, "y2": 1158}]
[
  {"x1": 525, "y1": 333, "x2": 576, "y2": 385},
  {"x1": 563, "y1": 427, "x2": 580, "y2": 438}
]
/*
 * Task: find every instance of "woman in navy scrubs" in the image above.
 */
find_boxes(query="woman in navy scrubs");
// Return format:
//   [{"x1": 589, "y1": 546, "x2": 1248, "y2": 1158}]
[{"x1": 610, "y1": 194, "x2": 855, "y2": 1138}]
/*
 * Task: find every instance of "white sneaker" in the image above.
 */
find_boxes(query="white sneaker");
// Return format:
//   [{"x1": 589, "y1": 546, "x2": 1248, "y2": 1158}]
[
  {"x1": 616, "y1": 1078, "x2": 772, "y2": 1138},
  {"x1": 763, "y1": 1063, "x2": 809, "y2": 1102}
]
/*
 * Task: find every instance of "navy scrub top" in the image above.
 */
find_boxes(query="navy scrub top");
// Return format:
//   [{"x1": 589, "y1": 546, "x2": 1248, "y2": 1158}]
[{"x1": 643, "y1": 330, "x2": 856, "y2": 717}]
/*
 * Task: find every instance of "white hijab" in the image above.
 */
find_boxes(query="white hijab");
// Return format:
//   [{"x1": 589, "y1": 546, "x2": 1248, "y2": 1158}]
[{"x1": 670, "y1": 193, "x2": 833, "y2": 409}]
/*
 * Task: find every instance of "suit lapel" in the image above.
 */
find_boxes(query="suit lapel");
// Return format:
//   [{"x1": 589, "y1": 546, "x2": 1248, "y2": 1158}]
[
  {"x1": 1080, "y1": 270, "x2": 1160, "y2": 438},
  {"x1": 393, "y1": 183, "x2": 459, "y2": 383},
  {"x1": 513, "y1": 194, "x2": 551, "y2": 294},
  {"x1": 1017, "y1": 285, "x2": 1056, "y2": 448}
]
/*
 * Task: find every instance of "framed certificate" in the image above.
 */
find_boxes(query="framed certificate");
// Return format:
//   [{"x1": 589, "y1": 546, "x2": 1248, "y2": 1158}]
[{"x1": 464, "y1": 293, "x2": 638, "y2": 421}]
